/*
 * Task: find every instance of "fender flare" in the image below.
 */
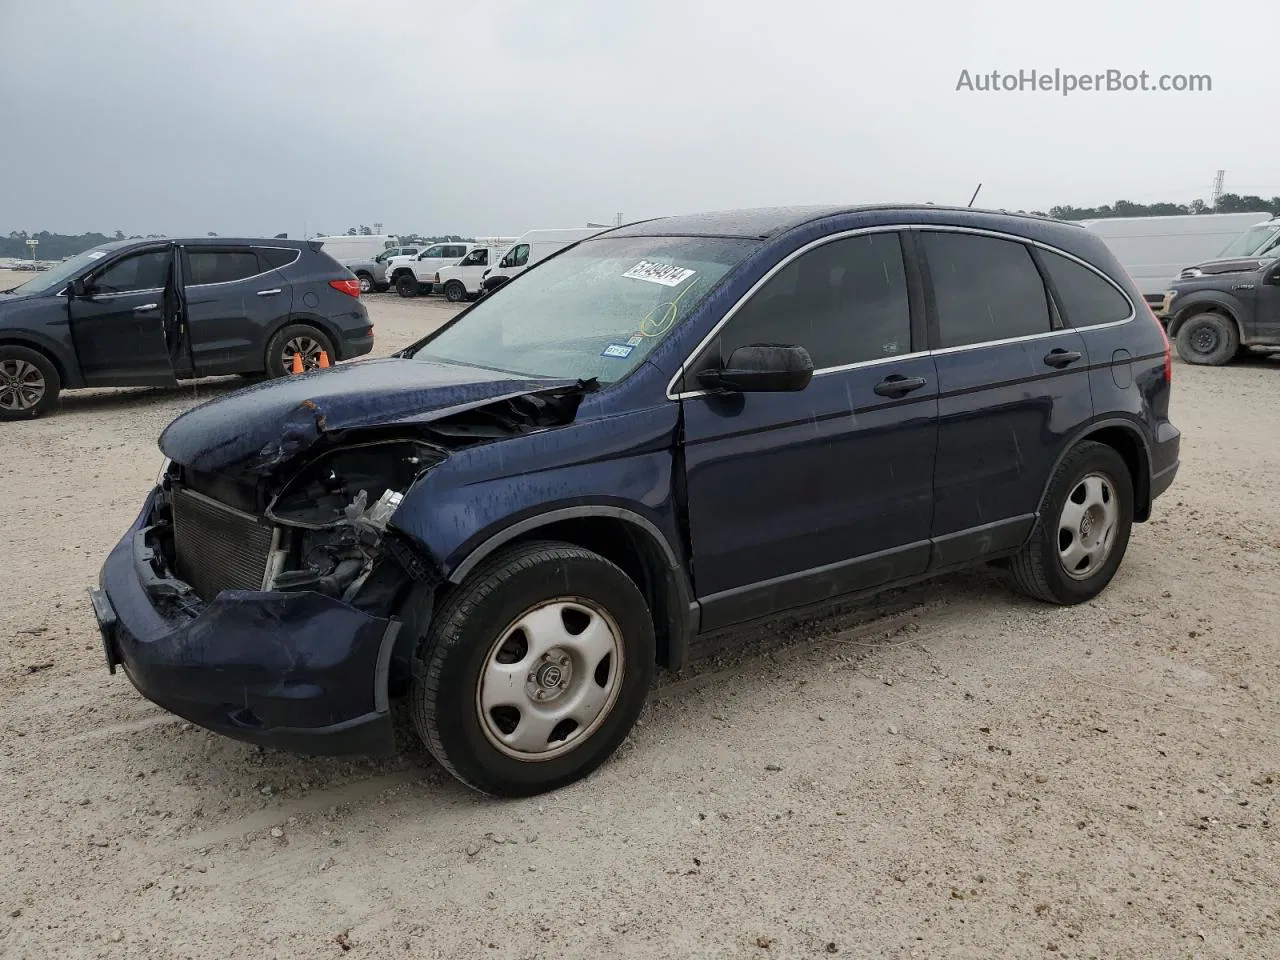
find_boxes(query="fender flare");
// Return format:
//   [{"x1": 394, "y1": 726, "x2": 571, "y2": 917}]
[
  {"x1": 445, "y1": 504, "x2": 696, "y2": 671},
  {"x1": 1035, "y1": 416, "x2": 1153, "y2": 522},
  {"x1": 1168, "y1": 292, "x2": 1244, "y2": 338}
]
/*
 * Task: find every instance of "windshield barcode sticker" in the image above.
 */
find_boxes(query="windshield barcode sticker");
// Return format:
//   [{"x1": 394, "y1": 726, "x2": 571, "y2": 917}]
[
  {"x1": 622, "y1": 260, "x2": 696, "y2": 287},
  {"x1": 601, "y1": 343, "x2": 634, "y2": 359}
]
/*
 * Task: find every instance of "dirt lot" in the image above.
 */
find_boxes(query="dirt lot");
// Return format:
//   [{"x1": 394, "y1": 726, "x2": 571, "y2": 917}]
[{"x1": 2, "y1": 273, "x2": 1278, "y2": 959}]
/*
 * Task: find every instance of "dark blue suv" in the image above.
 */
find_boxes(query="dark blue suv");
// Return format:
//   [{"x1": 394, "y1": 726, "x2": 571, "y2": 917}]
[
  {"x1": 89, "y1": 205, "x2": 1180, "y2": 797},
  {"x1": 0, "y1": 237, "x2": 372, "y2": 419}
]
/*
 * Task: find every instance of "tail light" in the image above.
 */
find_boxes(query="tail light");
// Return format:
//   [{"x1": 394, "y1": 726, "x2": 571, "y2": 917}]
[
  {"x1": 329, "y1": 278, "x2": 361, "y2": 298},
  {"x1": 1157, "y1": 311, "x2": 1173, "y2": 382}
]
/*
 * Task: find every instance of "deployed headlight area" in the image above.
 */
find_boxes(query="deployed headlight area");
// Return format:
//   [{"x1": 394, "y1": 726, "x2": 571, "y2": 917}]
[{"x1": 257, "y1": 439, "x2": 444, "y2": 599}]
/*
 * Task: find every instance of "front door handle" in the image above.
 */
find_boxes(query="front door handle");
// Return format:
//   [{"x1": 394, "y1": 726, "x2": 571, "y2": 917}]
[
  {"x1": 873, "y1": 374, "x2": 928, "y2": 398},
  {"x1": 1043, "y1": 348, "x2": 1082, "y2": 368},
  {"x1": 257, "y1": 288, "x2": 282, "y2": 297},
  {"x1": 133, "y1": 303, "x2": 159, "y2": 313}
]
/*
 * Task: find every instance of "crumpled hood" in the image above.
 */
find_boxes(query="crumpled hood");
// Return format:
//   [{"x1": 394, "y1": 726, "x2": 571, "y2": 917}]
[
  {"x1": 1182, "y1": 256, "x2": 1273, "y2": 277},
  {"x1": 158, "y1": 357, "x2": 579, "y2": 477}
]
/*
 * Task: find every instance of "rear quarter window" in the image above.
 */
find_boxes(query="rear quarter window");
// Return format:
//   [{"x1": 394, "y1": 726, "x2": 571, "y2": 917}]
[
  {"x1": 1037, "y1": 249, "x2": 1132, "y2": 326},
  {"x1": 257, "y1": 247, "x2": 301, "y2": 271}
]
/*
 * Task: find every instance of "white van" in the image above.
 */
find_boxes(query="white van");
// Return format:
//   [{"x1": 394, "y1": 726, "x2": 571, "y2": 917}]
[
  {"x1": 481, "y1": 227, "x2": 607, "y2": 293},
  {"x1": 1080, "y1": 213, "x2": 1273, "y2": 304},
  {"x1": 432, "y1": 239, "x2": 519, "y2": 303},
  {"x1": 314, "y1": 234, "x2": 400, "y2": 261}
]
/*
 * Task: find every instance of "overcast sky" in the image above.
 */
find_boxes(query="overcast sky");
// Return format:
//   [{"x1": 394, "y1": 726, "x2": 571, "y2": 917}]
[{"x1": 1, "y1": 0, "x2": 1275, "y2": 239}]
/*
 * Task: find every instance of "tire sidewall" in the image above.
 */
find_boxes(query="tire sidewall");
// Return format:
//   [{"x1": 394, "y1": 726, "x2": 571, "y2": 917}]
[
  {"x1": 419, "y1": 548, "x2": 655, "y2": 796},
  {"x1": 0, "y1": 346, "x2": 60, "y2": 421},
  {"x1": 1035, "y1": 444, "x2": 1134, "y2": 602},
  {"x1": 395, "y1": 274, "x2": 417, "y2": 297},
  {"x1": 1176, "y1": 313, "x2": 1237, "y2": 366},
  {"x1": 445, "y1": 281, "x2": 465, "y2": 302}
]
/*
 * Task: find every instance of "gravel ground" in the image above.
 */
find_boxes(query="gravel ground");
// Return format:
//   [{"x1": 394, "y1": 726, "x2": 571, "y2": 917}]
[{"x1": 1, "y1": 274, "x2": 1278, "y2": 959}]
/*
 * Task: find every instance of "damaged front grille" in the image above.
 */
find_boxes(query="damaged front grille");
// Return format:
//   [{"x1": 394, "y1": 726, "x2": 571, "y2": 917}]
[{"x1": 171, "y1": 486, "x2": 275, "y2": 601}]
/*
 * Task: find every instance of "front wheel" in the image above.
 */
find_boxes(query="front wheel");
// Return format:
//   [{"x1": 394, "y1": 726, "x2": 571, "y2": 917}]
[
  {"x1": 395, "y1": 273, "x2": 420, "y2": 298},
  {"x1": 1175, "y1": 313, "x2": 1239, "y2": 366},
  {"x1": 355, "y1": 272, "x2": 374, "y2": 294},
  {"x1": 443, "y1": 280, "x2": 467, "y2": 303},
  {"x1": 1010, "y1": 441, "x2": 1134, "y2": 605},
  {"x1": 412, "y1": 541, "x2": 655, "y2": 797}
]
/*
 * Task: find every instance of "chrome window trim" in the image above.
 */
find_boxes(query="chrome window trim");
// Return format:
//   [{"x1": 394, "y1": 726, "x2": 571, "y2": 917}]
[
  {"x1": 666, "y1": 223, "x2": 1137, "y2": 401},
  {"x1": 183, "y1": 245, "x2": 300, "y2": 290}
]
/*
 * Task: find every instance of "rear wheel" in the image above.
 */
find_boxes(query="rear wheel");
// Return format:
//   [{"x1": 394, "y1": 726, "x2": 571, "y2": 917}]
[
  {"x1": 264, "y1": 324, "x2": 336, "y2": 378},
  {"x1": 395, "y1": 273, "x2": 420, "y2": 298},
  {"x1": 443, "y1": 280, "x2": 467, "y2": 303},
  {"x1": 355, "y1": 272, "x2": 374, "y2": 294},
  {"x1": 411, "y1": 541, "x2": 655, "y2": 797},
  {"x1": 1010, "y1": 441, "x2": 1134, "y2": 605},
  {"x1": 0, "y1": 346, "x2": 60, "y2": 421},
  {"x1": 1175, "y1": 312, "x2": 1239, "y2": 366}
]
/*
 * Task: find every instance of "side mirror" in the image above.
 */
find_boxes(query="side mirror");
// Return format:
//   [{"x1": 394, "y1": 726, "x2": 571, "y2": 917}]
[
  {"x1": 696, "y1": 343, "x2": 814, "y2": 393},
  {"x1": 68, "y1": 278, "x2": 88, "y2": 298},
  {"x1": 1266, "y1": 262, "x2": 1280, "y2": 285}
]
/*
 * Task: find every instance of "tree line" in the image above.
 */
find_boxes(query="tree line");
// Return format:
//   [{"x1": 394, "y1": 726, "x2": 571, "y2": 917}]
[{"x1": 7, "y1": 197, "x2": 1280, "y2": 260}]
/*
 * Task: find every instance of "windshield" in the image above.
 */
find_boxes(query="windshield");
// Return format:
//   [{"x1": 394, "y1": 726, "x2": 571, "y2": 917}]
[
  {"x1": 1217, "y1": 223, "x2": 1280, "y2": 259},
  {"x1": 411, "y1": 235, "x2": 760, "y2": 383},
  {"x1": 7, "y1": 245, "x2": 114, "y2": 295}
]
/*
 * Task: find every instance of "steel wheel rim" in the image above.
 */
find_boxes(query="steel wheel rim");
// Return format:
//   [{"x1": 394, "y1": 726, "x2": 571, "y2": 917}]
[
  {"x1": 476, "y1": 598, "x2": 625, "y2": 762},
  {"x1": 0, "y1": 359, "x2": 46, "y2": 411},
  {"x1": 1190, "y1": 324, "x2": 1218, "y2": 354},
  {"x1": 282, "y1": 336, "x2": 323, "y2": 370},
  {"x1": 1057, "y1": 472, "x2": 1119, "y2": 580}
]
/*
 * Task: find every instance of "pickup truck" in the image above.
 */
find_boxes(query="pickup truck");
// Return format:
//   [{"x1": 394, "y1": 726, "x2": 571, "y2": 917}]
[
  {"x1": 1157, "y1": 250, "x2": 1280, "y2": 365},
  {"x1": 431, "y1": 245, "x2": 511, "y2": 302},
  {"x1": 386, "y1": 242, "x2": 473, "y2": 297},
  {"x1": 342, "y1": 246, "x2": 422, "y2": 294}
]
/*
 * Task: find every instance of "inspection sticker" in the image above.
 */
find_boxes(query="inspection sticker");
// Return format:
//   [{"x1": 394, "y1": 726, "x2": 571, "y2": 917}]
[
  {"x1": 626, "y1": 334, "x2": 644, "y2": 347},
  {"x1": 86, "y1": 251, "x2": 107, "y2": 260},
  {"x1": 622, "y1": 260, "x2": 696, "y2": 287},
  {"x1": 601, "y1": 343, "x2": 635, "y2": 359}
]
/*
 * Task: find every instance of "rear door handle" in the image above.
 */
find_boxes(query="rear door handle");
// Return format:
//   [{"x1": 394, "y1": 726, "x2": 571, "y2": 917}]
[
  {"x1": 257, "y1": 288, "x2": 282, "y2": 297},
  {"x1": 1043, "y1": 348, "x2": 1082, "y2": 368},
  {"x1": 133, "y1": 303, "x2": 159, "y2": 313},
  {"x1": 873, "y1": 374, "x2": 928, "y2": 398}
]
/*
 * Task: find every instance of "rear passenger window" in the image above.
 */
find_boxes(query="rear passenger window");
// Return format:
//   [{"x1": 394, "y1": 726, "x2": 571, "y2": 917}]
[
  {"x1": 698, "y1": 232, "x2": 912, "y2": 371},
  {"x1": 257, "y1": 247, "x2": 300, "y2": 271},
  {"x1": 185, "y1": 249, "x2": 263, "y2": 285},
  {"x1": 1038, "y1": 249, "x2": 1132, "y2": 326},
  {"x1": 921, "y1": 232, "x2": 1051, "y2": 348}
]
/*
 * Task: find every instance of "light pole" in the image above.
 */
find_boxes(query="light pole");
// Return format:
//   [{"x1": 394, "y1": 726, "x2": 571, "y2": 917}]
[{"x1": 25, "y1": 238, "x2": 38, "y2": 269}]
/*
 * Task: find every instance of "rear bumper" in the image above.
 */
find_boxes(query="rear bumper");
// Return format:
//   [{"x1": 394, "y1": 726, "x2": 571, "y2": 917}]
[
  {"x1": 1149, "y1": 420, "x2": 1180, "y2": 502},
  {"x1": 90, "y1": 493, "x2": 398, "y2": 756}
]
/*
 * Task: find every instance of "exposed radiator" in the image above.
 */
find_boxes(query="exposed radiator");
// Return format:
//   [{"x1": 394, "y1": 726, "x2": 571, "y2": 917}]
[{"x1": 171, "y1": 486, "x2": 274, "y2": 602}]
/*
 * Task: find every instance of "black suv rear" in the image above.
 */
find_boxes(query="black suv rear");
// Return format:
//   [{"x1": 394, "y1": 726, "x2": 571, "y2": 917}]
[{"x1": 0, "y1": 238, "x2": 373, "y2": 419}]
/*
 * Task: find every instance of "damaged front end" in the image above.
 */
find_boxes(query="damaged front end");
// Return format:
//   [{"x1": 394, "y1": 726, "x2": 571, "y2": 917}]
[{"x1": 90, "y1": 370, "x2": 593, "y2": 757}]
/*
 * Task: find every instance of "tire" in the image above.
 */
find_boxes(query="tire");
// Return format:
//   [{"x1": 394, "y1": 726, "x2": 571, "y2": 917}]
[
  {"x1": 395, "y1": 273, "x2": 420, "y2": 298},
  {"x1": 1010, "y1": 441, "x2": 1134, "y2": 605},
  {"x1": 264, "y1": 324, "x2": 336, "y2": 378},
  {"x1": 355, "y1": 272, "x2": 374, "y2": 294},
  {"x1": 412, "y1": 541, "x2": 656, "y2": 797},
  {"x1": 0, "y1": 345, "x2": 60, "y2": 421},
  {"x1": 1175, "y1": 312, "x2": 1239, "y2": 366},
  {"x1": 443, "y1": 280, "x2": 467, "y2": 303}
]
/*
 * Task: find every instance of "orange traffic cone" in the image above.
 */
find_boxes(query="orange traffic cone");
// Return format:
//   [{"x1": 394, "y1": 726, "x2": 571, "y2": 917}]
[
  {"x1": 317, "y1": 351, "x2": 331, "y2": 369},
  {"x1": 290, "y1": 352, "x2": 303, "y2": 374}
]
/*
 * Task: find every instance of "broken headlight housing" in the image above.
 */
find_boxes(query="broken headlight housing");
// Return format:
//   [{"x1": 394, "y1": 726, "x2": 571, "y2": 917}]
[{"x1": 262, "y1": 440, "x2": 443, "y2": 598}]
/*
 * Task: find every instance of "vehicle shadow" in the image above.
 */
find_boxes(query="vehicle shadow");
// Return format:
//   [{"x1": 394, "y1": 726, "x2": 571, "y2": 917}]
[{"x1": 52, "y1": 377, "x2": 250, "y2": 415}]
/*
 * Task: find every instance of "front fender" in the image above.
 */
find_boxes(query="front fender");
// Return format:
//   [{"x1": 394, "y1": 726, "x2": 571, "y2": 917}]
[{"x1": 1168, "y1": 291, "x2": 1244, "y2": 336}]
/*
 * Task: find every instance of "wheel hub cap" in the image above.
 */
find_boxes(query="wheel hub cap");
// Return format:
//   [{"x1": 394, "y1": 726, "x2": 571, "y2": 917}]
[
  {"x1": 477, "y1": 599, "x2": 624, "y2": 760},
  {"x1": 1057, "y1": 472, "x2": 1119, "y2": 581}
]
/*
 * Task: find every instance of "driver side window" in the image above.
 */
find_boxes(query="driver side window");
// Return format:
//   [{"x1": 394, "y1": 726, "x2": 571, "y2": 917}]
[
  {"x1": 461, "y1": 249, "x2": 487, "y2": 266},
  {"x1": 504, "y1": 244, "x2": 530, "y2": 268},
  {"x1": 93, "y1": 249, "x2": 172, "y2": 295},
  {"x1": 694, "y1": 232, "x2": 912, "y2": 375}
]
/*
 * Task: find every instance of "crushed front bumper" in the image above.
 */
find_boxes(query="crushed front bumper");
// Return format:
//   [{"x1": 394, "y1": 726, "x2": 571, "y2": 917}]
[{"x1": 90, "y1": 491, "x2": 400, "y2": 756}]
